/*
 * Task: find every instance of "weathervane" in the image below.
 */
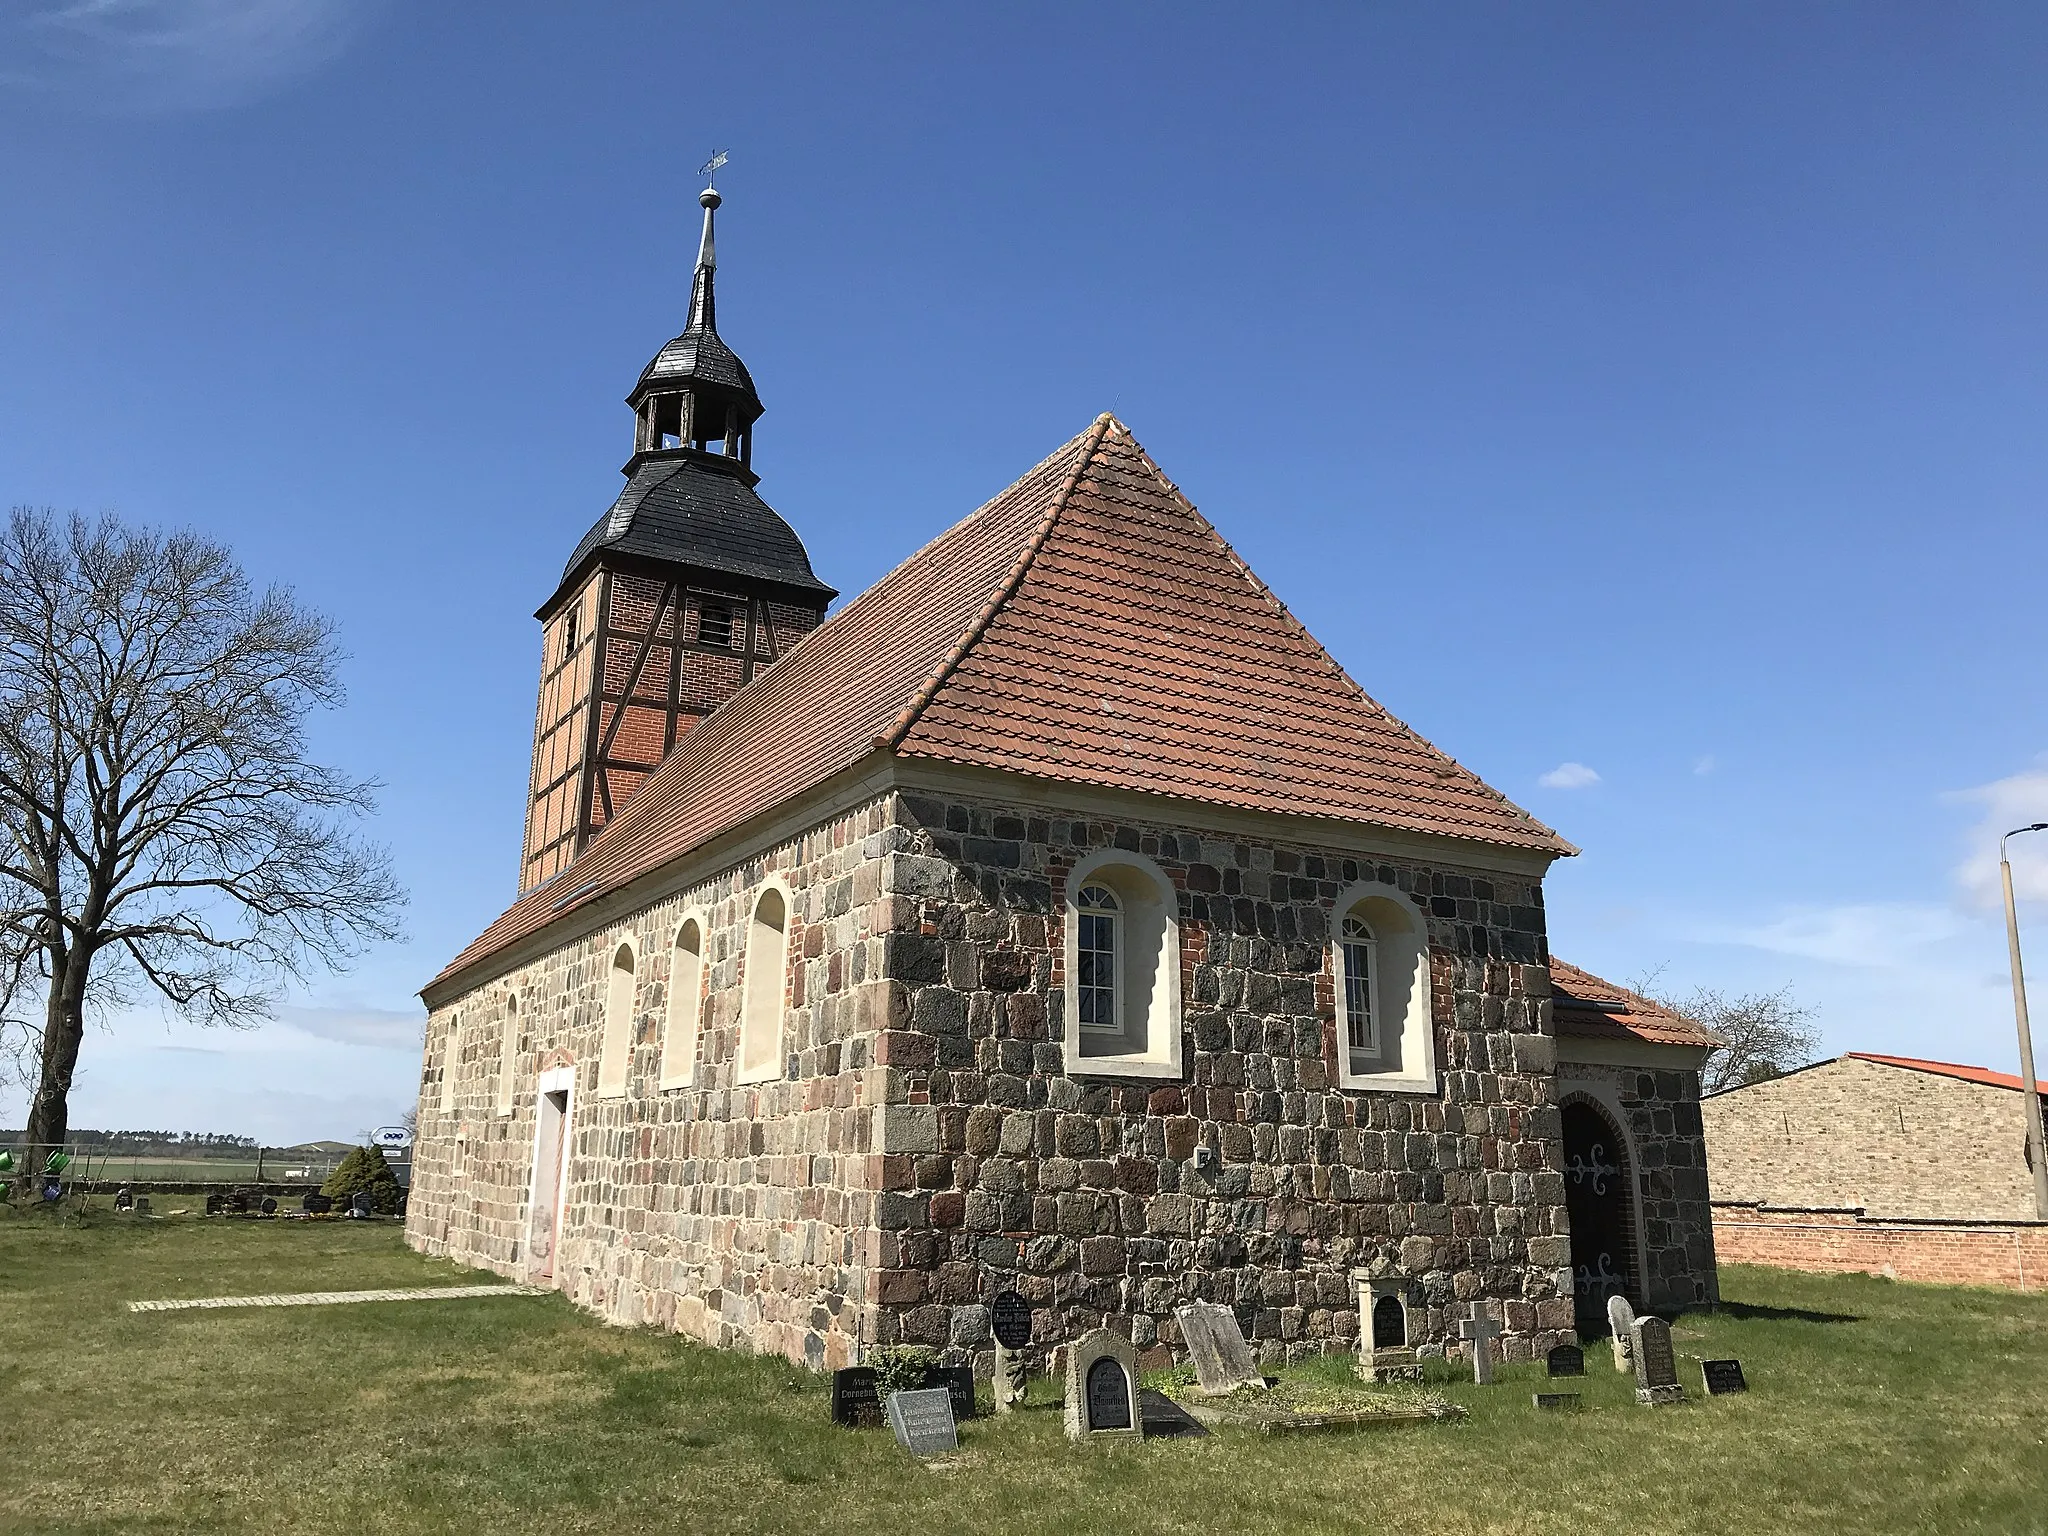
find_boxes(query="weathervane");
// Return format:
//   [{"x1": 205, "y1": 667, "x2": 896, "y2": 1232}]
[{"x1": 699, "y1": 149, "x2": 729, "y2": 186}]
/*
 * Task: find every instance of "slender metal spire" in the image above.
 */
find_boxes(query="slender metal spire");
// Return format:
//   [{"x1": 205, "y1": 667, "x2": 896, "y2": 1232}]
[{"x1": 686, "y1": 186, "x2": 720, "y2": 333}]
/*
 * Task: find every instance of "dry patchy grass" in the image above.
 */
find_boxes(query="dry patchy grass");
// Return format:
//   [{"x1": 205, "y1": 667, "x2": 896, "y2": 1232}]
[{"x1": 1, "y1": 1209, "x2": 2043, "y2": 1534}]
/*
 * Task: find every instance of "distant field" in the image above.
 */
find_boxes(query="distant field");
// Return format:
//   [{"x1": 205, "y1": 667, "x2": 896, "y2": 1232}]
[{"x1": 66, "y1": 1157, "x2": 344, "y2": 1184}]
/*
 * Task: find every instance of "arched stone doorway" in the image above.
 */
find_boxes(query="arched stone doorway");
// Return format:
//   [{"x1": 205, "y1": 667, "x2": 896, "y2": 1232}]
[{"x1": 1562, "y1": 1098, "x2": 1637, "y2": 1333}]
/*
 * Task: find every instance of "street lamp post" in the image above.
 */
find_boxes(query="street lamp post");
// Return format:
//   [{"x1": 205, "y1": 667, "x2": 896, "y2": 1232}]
[{"x1": 1998, "y1": 823, "x2": 2048, "y2": 1221}]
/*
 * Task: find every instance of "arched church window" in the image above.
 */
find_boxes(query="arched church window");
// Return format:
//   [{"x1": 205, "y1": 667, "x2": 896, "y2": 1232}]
[
  {"x1": 660, "y1": 916, "x2": 706, "y2": 1090},
  {"x1": 1076, "y1": 886, "x2": 1121, "y2": 1032},
  {"x1": 1061, "y1": 852, "x2": 1182, "y2": 1079},
  {"x1": 737, "y1": 885, "x2": 788, "y2": 1084},
  {"x1": 496, "y1": 993, "x2": 519, "y2": 1117},
  {"x1": 1340, "y1": 914, "x2": 1379, "y2": 1058},
  {"x1": 598, "y1": 941, "x2": 636, "y2": 1098},
  {"x1": 437, "y1": 1011, "x2": 460, "y2": 1115},
  {"x1": 1330, "y1": 884, "x2": 1437, "y2": 1094}
]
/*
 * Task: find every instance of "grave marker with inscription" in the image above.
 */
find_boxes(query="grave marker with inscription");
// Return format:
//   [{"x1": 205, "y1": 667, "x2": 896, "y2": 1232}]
[
  {"x1": 886, "y1": 1387, "x2": 959, "y2": 1456},
  {"x1": 991, "y1": 1290, "x2": 1031, "y2": 1413},
  {"x1": 1357, "y1": 1276, "x2": 1423, "y2": 1384},
  {"x1": 1547, "y1": 1344, "x2": 1585, "y2": 1377},
  {"x1": 1175, "y1": 1302, "x2": 1264, "y2": 1395},
  {"x1": 1630, "y1": 1316, "x2": 1685, "y2": 1406},
  {"x1": 923, "y1": 1364, "x2": 977, "y2": 1422},
  {"x1": 1701, "y1": 1358, "x2": 1748, "y2": 1396},
  {"x1": 1065, "y1": 1329, "x2": 1142, "y2": 1441},
  {"x1": 831, "y1": 1366, "x2": 883, "y2": 1428},
  {"x1": 1532, "y1": 1392, "x2": 1582, "y2": 1410}
]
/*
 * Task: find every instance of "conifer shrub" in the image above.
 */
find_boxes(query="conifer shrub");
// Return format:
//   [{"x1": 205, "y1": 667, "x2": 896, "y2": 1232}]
[{"x1": 320, "y1": 1145, "x2": 403, "y2": 1213}]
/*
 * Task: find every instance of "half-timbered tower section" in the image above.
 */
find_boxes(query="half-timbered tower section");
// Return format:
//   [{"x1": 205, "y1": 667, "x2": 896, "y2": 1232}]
[{"x1": 520, "y1": 187, "x2": 835, "y2": 891}]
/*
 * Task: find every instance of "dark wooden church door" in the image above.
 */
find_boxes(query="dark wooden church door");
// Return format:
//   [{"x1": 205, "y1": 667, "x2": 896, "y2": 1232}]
[{"x1": 1562, "y1": 1100, "x2": 1635, "y2": 1331}]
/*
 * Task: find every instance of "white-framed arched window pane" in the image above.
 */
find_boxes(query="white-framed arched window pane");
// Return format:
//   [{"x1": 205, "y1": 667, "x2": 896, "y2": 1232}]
[
  {"x1": 1076, "y1": 885, "x2": 1120, "y2": 1033},
  {"x1": 598, "y1": 942, "x2": 636, "y2": 1097},
  {"x1": 438, "y1": 1012, "x2": 460, "y2": 1114},
  {"x1": 739, "y1": 888, "x2": 789, "y2": 1083},
  {"x1": 661, "y1": 917, "x2": 704, "y2": 1090},
  {"x1": 1341, "y1": 912, "x2": 1378, "y2": 1056},
  {"x1": 496, "y1": 993, "x2": 520, "y2": 1116}
]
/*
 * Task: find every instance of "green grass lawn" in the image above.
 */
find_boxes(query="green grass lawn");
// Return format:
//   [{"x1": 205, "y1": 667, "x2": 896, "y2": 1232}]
[{"x1": 2, "y1": 1210, "x2": 2043, "y2": 1535}]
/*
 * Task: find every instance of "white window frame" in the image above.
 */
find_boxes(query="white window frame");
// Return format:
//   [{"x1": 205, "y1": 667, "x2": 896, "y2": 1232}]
[
  {"x1": 660, "y1": 909, "x2": 709, "y2": 1091},
  {"x1": 1330, "y1": 881, "x2": 1437, "y2": 1095},
  {"x1": 436, "y1": 1010, "x2": 460, "y2": 1116},
  {"x1": 597, "y1": 937, "x2": 638, "y2": 1099},
  {"x1": 1075, "y1": 884, "x2": 1123, "y2": 1036},
  {"x1": 496, "y1": 991, "x2": 520, "y2": 1117},
  {"x1": 1340, "y1": 914, "x2": 1380, "y2": 1060},
  {"x1": 1061, "y1": 849, "x2": 1183, "y2": 1080},
  {"x1": 737, "y1": 876, "x2": 793, "y2": 1085}
]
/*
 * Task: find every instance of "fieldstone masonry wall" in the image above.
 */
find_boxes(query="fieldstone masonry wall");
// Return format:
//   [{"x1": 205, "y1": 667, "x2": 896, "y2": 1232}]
[
  {"x1": 409, "y1": 787, "x2": 1726, "y2": 1371},
  {"x1": 866, "y1": 789, "x2": 1575, "y2": 1369},
  {"x1": 407, "y1": 798, "x2": 903, "y2": 1370}
]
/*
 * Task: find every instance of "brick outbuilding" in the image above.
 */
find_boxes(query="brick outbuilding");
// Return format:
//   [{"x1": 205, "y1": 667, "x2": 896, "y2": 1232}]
[{"x1": 1705, "y1": 1054, "x2": 2048, "y2": 1291}]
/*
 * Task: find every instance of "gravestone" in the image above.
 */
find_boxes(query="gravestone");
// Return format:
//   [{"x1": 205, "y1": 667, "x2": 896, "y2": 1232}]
[
  {"x1": 114, "y1": 1187, "x2": 133, "y2": 1212},
  {"x1": 1607, "y1": 1294, "x2": 1636, "y2": 1372},
  {"x1": 991, "y1": 1291, "x2": 1031, "y2": 1413},
  {"x1": 1700, "y1": 1359, "x2": 1748, "y2": 1396},
  {"x1": 134, "y1": 1196, "x2": 150, "y2": 1214},
  {"x1": 1532, "y1": 1392, "x2": 1582, "y2": 1410},
  {"x1": 831, "y1": 1366, "x2": 884, "y2": 1428},
  {"x1": 922, "y1": 1363, "x2": 977, "y2": 1422},
  {"x1": 1458, "y1": 1305, "x2": 1503, "y2": 1387},
  {"x1": 1175, "y1": 1302, "x2": 1264, "y2": 1395},
  {"x1": 1357, "y1": 1277, "x2": 1423, "y2": 1384},
  {"x1": 1630, "y1": 1316, "x2": 1685, "y2": 1406},
  {"x1": 1064, "y1": 1329, "x2": 1141, "y2": 1441},
  {"x1": 302, "y1": 1193, "x2": 332, "y2": 1215},
  {"x1": 1547, "y1": 1344, "x2": 1585, "y2": 1377},
  {"x1": 885, "y1": 1387, "x2": 958, "y2": 1456}
]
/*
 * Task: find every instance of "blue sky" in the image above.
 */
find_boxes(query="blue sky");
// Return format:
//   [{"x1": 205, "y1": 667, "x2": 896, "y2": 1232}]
[{"x1": 3, "y1": 2, "x2": 2046, "y2": 1143}]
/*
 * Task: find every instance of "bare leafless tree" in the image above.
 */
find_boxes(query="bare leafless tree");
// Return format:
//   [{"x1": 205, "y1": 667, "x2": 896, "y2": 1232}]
[
  {"x1": 1631, "y1": 967, "x2": 1820, "y2": 1096},
  {"x1": 0, "y1": 509, "x2": 403, "y2": 1191}
]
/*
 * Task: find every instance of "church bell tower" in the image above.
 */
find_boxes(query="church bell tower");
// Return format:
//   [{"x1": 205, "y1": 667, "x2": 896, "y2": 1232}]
[{"x1": 519, "y1": 187, "x2": 837, "y2": 892}]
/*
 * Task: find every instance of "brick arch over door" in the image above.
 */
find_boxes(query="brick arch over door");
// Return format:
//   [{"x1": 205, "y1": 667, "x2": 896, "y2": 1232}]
[{"x1": 1558, "y1": 1089, "x2": 1645, "y2": 1331}]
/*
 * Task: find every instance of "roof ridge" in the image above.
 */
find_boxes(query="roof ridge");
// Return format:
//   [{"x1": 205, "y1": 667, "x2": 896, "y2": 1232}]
[
  {"x1": 876, "y1": 414, "x2": 1114, "y2": 751},
  {"x1": 1104, "y1": 422, "x2": 1576, "y2": 857}
]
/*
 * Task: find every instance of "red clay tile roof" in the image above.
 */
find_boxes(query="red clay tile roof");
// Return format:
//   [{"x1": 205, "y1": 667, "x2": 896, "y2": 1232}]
[
  {"x1": 431, "y1": 417, "x2": 1570, "y2": 994},
  {"x1": 1847, "y1": 1053, "x2": 2048, "y2": 1096},
  {"x1": 1549, "y1": 959, "x2": 1721, "y2": 1050}
]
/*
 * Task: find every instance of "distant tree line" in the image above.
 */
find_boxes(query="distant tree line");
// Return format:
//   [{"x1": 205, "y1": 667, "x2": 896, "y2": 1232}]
[{"x1": 0, "y1": 1129, "x2": 263, "y2": 1154}]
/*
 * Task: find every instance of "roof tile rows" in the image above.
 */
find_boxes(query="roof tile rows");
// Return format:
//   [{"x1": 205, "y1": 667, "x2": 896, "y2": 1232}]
[
  {"x1": 1547, "y1": 959, "x2": 1721, "y2": 1050},
  {"x1": 435, "y1": 417, "x2": 1568, "y2": 993},
  {"x1": 1846, "y1": 1052, "x2": 2048, "y2": 1096}
]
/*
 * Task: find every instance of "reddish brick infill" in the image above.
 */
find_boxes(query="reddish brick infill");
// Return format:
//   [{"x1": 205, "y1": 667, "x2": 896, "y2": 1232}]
[{"x1": 1713, "y1": 1203, "x2": 2048, "y2": 1294}]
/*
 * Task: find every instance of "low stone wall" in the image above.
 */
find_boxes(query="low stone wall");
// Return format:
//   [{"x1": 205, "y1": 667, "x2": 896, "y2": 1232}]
[{"x1": 1712, "y1": 1203, "x2": 2048, "y2": 1293}]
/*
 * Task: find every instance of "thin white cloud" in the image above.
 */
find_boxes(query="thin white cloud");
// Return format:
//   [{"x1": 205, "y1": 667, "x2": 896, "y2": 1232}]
[
  {"x1": 1945, "y1": 763, "x2": 2048, "y2": 909},
  {"x1": 1693, "y1": 755, "x2": 1716, "y2": 776},
  {"x1": 276, "y1": 1003, "x2": 425, "y2": 1050},
  {"x1": 1696, "y1": 902, "x2": 1966, "y2": 971},
  {"x1": 0, "y1": 0, "x2": 372, "y2": 112},
  {"x1": 1539, "y1": 762, "x2": 1601, "y2": 790}
]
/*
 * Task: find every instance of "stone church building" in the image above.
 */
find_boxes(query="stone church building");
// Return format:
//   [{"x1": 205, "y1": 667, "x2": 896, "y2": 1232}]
[{"x1": 407, "y1": 190, "x2": 1721, "y2": 1373}]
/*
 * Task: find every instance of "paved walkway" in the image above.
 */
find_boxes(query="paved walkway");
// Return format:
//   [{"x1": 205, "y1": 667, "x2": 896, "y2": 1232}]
[{"x1": 129, "y1": 1284, "x2": 549, "y2": 1313}]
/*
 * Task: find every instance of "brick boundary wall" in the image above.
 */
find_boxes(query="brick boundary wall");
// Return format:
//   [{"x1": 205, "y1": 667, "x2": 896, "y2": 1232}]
[{"x1": 1712, "y1": 1203, "x2": 2048, "y2": 1294}]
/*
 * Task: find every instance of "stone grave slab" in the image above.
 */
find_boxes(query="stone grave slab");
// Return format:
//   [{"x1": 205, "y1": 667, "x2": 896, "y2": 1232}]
[
  {"x1": 1357, "y1": 1278, "x2": 1422, "y2": 1384},
  {"x1": 1065, "y1": 1329, "x2": 1141, "y2": 1441},
  {"x1": 1137, "y1": 1389, "x2": 1210, "y2": 1439},
  {"x1": 1175, "y1": 1302, "x2": 1264, "y2": 1395},
  {"x1": 1547, "y1": 1344, "x2": 1585, "y2": 1377},
  {"x1": 831, "y1": 1366, "x2": 883, "y2": 1428},
  {"x1": 886, "y1": 1387, "x2": 959, "y2": 1456},
  {"x1": 1701, "y1": 1358, "x2": 1748, "y2": 1396},
  {"x1": 1532, "y1": 1392, "x2": 1582, "y2": 1410},
  {"x1": 1630, "y1": 1316, "x2": 1685, "y2": 1406},
  {"x1": 1607, "y1": 1294, "x2": 1636, "y2": 1372}
]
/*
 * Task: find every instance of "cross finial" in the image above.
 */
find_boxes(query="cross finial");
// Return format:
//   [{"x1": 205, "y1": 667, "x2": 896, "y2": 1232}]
[{"x1": 698, "y1": 149, "x2": 729, "y2": 187}]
